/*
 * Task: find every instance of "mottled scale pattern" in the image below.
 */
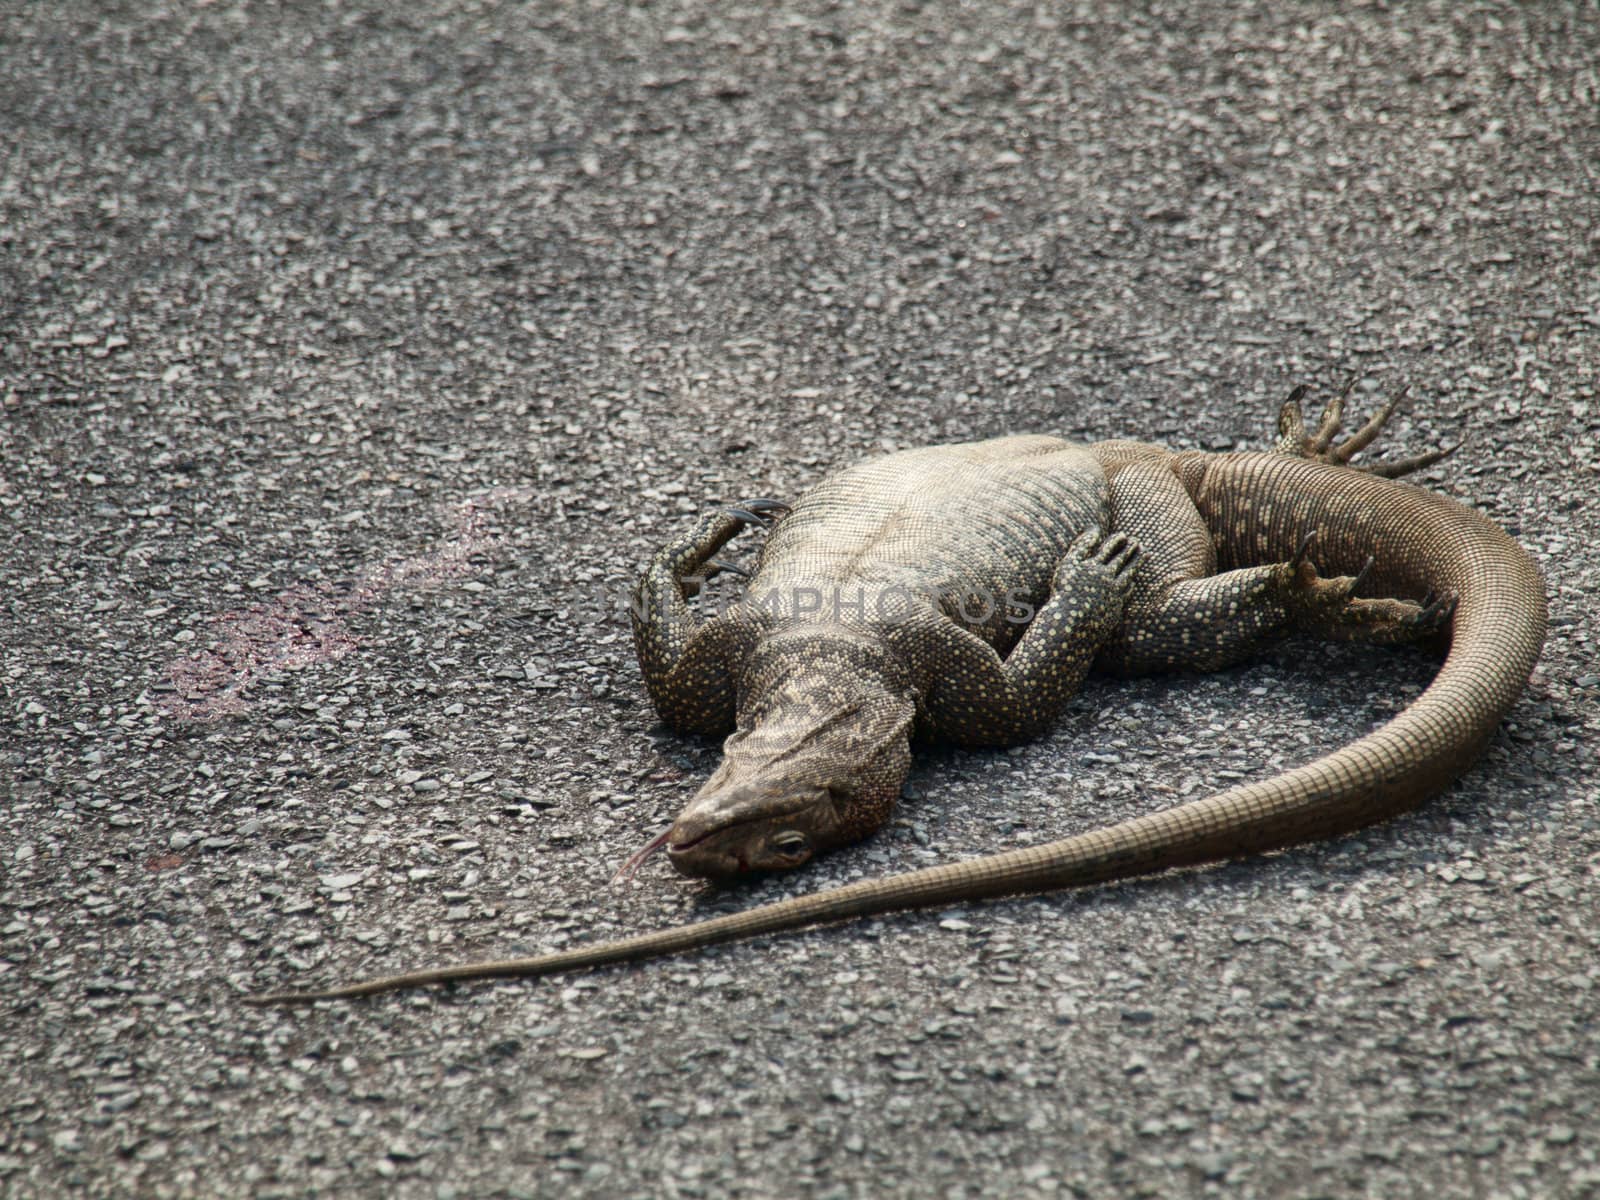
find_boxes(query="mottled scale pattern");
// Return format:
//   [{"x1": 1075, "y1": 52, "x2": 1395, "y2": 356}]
[
  {"x1": 629, "y1": 508, "x2": 749, "y2": 735},
  {"x1": 749, "y1": 436, "x2": 1109, "y2": 647},
  {"x1": 634, "y1": 419, "x2": 1538, "y2": 895},
  {"x1": 251, "y1": 402, "x2": 1548, "y2": 1002}
]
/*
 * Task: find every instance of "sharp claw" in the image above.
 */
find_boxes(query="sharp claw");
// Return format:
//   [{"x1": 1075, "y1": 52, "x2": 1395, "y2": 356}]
[
  {"x1": 1332, "y1": 384, "x2": 1410, "y2": 464},
  {"x1": 1363, "y1": 440, "x2": 1461, "y2": 480},
  {"x1": 706, "y1": 558, "x2": 751, "y2": 579},
  {"x1": 723, "y1": 498, "x2": 792, "y2": 527},
  {"x1": 1350, "y1": 555, "x2": 1376, "y2": 596},
  {"x1": 1290, "y1": 529, "x2": 1318, "y2": 570},
  {"x1": 1421, "y1": 590, "x2": 1459, "y2": 626}
]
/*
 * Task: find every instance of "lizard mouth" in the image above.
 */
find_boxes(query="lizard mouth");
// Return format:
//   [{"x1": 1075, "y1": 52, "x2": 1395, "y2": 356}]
[
  {"x1": 666, "y1": 828, "x2": 717, "y2": 854},
  {"x1": 614, "y1": 817, "x2": 810, "y2": 883},
  {"x1": 649, "y1": 783, "x2": 841, "y2": 879},
  {"x1": 664, "y1": 816, "x2": 819, "y2": 879},
  {"x1": 611, "y1": 824, "x2": 740, "y2": 883},
  {"x1": 667, "y1": 839, "x2": 749, "y2": 878}
]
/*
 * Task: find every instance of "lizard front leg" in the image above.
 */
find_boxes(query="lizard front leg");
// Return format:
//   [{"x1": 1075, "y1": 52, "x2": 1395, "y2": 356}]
[
  {"x1": 907, "y1": 530, "x2": 1139, "y2": 747},
  {"x1": 1093, "y1": 457, "x2": 1295, "y2": 674},
  {"x1": 632, "y1": 504, "x2": 777, "y2": 734}
]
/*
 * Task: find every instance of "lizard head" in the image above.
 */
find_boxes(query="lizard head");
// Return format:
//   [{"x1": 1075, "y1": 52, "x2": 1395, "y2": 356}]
[{"x1": 664, "y1": 628, "x2": 915, "y2": 880}]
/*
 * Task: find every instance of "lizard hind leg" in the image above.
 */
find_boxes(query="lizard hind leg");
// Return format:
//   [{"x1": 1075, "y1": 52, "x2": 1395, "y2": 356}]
[
  {"x1": 1274, "y1": 541, "x2": 1459, "y2": 647},
  {"x1": 1099, "y1": 549, "x2": 1453, "y2": 677},
  {"x1": 1273, "y1": 380, "x2": 1460, "y2": 479},
  {"x1": 1313, "y1": 586, "x2": 1460, "y2": 646}
]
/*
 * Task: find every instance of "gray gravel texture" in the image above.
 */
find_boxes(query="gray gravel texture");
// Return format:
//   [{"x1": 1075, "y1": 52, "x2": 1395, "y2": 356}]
[{"x1": 4, "y1": 2, "x2": 1598, "y2": 1197}]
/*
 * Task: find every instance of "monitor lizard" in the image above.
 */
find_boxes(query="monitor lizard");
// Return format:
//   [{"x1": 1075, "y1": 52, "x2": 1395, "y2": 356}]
[{"x1": 247, "y1": 385, "x2": 1546, "y2": 1003}]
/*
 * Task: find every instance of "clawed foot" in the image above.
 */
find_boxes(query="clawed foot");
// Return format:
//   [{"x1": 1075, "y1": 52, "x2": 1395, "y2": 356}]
[
  {"x1": 682, "y1": 499, "x2": 788, "y2": 591},
  {"x1": 1051, "y1": 530, "x2": 1143, "y2": 624},
  {"x1": 722, "y1": 497, "x2": 790, "y2": 527},
  {"x1": 1064, "y1": 529, "x2": 1142, "y2": 585},
  {"x1": 1274, "y1": 379, "x2": 1460, "y2": 479},
  {"x1": 1332, "y1": 588, "x2": 1459, "y2": 644},
  {"x1": 1277, "y1": 533, "x2": 1458, "y2": 644},
  {"x1": 653, "y1": 499, "x2": 788, "y2": 600}
]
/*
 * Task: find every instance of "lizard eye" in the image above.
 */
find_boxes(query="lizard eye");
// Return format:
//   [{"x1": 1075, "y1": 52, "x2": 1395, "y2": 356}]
[{"x1": 769, "y1": 831, "x2": 810, "y2": 856}]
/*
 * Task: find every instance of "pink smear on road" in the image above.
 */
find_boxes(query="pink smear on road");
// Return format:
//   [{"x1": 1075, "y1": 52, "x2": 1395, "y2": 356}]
[
  {"x1": 161, "y1": 581, "x2": 360, "y2": 719},
  {"x1": 158, "y1": 488, "x2": 532, "y2": 721}
]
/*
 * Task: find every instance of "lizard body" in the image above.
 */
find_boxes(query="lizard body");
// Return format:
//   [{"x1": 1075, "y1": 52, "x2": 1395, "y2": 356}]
[{"x1": 248, "y1": 388, "x2": 1546, "y2": 1004}]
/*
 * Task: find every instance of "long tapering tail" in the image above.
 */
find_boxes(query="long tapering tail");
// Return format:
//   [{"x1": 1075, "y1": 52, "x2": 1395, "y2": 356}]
[{"x1": 246, "y1": 453, "x2": 1545, "y2": 1004}]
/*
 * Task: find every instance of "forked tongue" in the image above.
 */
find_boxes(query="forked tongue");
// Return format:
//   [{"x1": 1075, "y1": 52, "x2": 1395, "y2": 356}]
[{"x1": 612, "y1": 826, "x2": 675, "y2": 883}]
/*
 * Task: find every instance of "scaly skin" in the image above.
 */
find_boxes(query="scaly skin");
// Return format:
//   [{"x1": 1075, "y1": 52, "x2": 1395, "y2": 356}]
[{"x1": 247, "y1": 388, "x2": 1546, "y2": 1004}]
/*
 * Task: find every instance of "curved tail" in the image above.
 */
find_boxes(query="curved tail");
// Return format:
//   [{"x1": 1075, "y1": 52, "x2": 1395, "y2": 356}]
[{"x1": 247, "y1": 454, "x2": 1545, "y2": 1003}]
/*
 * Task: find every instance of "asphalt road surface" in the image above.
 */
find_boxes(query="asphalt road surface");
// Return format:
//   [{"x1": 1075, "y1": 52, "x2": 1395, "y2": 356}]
[{"x1": 4, "y1": 2, "x2": 1597, "y2": 1197}]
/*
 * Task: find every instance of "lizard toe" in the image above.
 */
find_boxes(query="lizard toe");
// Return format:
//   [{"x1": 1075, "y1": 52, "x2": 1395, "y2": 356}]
[
  {"x1": 1096, "y1": 531, "x2": 1130, "y2": 564},
  {"x1": 723, "y1": 505, "x2": 775, "y2": 527},
  {"x1": 1107, "y1": 536, "x2": 1142, "y2": 579},
  {"x1": 1068, "y1": 528, "x2": 1106, "y2": 560},
  {"x1": 1269, "y1": 378, "x2": 1456, "y2": 479}
]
